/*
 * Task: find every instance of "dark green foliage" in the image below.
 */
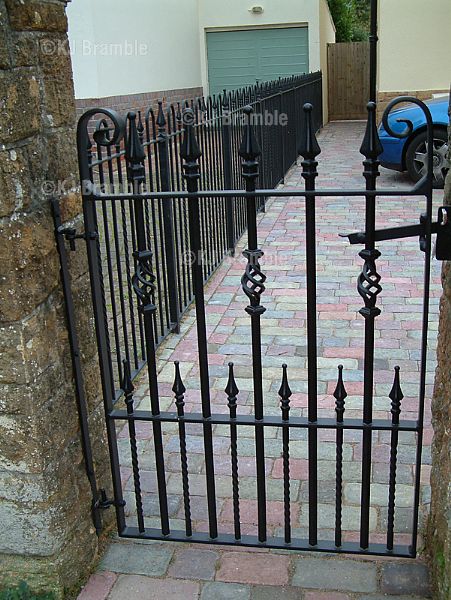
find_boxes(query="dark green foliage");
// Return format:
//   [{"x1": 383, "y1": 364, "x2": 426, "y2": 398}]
[
  {"x1": 0, "y1": 583, "x2": 55, "y2": 600},
  {"x1": 328, "y1": 0, "x2": 371, "y2": 42}
]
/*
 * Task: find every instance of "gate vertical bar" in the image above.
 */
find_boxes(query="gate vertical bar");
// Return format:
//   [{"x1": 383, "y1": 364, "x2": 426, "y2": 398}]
[
  {"x1": 181, "y1": 109, "x2": 218, "y2": 539},
  {"x1": 77, "y1": 109, "x2": 126, "y2": 533},
  {"x1": 157, "y1": 102, "x2": 180, "y2": 333},
  {"x1": 358, "y1": 102, "x2": 383, "y2": 549},
  {"x1": 299, "y1": 103, "x2": 321, "y2": 547},
  {"x1": 239, "y1": 105, "x2": 267, "y2": 543},
  {"x1": 410, "y1": 102, "x2": 434, "y2": 556},
  {"x1": 126, "y1": 111, "x2": 170, "y2": 535},
  {"x1": 221, "y1": 93, "x2": 235, "y2": 255}
]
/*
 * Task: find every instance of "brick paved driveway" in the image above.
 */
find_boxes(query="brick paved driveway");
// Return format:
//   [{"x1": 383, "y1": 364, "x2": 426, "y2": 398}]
[{"x1": 78, "y1": 121, "x2": 442, "y2": 599}]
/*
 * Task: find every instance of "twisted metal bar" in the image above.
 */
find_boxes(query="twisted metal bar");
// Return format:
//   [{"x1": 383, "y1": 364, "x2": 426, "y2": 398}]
[
  {"x1": 173, "y1": 361, "x2": 192, "y2": 537},
  {"x1": 225, "y1": 362, "x2": 241, "y2": 540},
  {"x1": 387, "y1": 366, "x2": 403, "y2": 551},
  {"x1": 123, "y1": 359, "x2": 145, "y2": 533},
  {"x1": 334, "y1": 365, "x2": 347, "y2": 548},
  {"x1": 279, "y1": 364, "x2": 292, "y2": 544}
]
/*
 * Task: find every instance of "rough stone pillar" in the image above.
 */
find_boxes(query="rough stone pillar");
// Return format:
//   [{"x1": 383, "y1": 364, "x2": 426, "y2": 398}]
[
  {"x1": 429, "y1": 101, "x2": 451, "y2": 599},
  {"x1": 0, "y1": 1, "x2": 111, "y2": 596}
]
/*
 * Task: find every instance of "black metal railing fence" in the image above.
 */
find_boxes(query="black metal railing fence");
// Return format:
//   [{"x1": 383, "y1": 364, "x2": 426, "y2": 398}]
[{"x1": 83, "y1": 72, "x2": 322, "y2": 392}]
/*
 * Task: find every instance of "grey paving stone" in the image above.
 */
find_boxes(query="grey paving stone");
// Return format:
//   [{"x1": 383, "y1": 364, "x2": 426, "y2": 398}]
[
  {"x1": 292, "y1": 557, "x2": 377, "y2": 593},
  {"x1": 100, "y1": 542, "x2": 173, "y2": 576},
  {"x1": 380, "y1": 563, "x2": 431, "y2": 597},
  {"x1": 168, "y1": 548, "x2": 219, "y2": 581},
  {"x1": 109, "y1": 575, "x2": 199, "y2": 599},
  {"x1": 201, "y1": 581, "x2": 251, "y2": 600},
  {"x1": 251, "y1": 585, "x2": 301, "y2": 599}
]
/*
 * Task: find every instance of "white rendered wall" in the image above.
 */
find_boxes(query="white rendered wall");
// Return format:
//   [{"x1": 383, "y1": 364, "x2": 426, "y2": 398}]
[
  {"x1": 67, "y1": 0, "x2": 202, "y2": 99},
  {"x1": 378, "y1": 0, "x2": 451, "y2": 93}
]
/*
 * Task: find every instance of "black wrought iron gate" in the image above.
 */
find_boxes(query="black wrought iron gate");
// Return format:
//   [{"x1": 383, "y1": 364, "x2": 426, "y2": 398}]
[{"x1": 54, "y1": 7, "x2": 451, "y2": 561}]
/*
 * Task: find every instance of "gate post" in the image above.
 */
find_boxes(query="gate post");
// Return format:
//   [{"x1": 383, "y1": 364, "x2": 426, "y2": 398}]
[
  {"x1": 221, "y1": 91, "x2": 235, "y2": 255},
  {"x1": 156, "y1": 102, "x2": 180, "y2": 333}
]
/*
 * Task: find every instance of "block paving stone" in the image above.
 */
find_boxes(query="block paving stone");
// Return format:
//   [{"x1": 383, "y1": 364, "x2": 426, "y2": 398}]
[
  {"x1": 99, "y1": 542, "x2": 173, "y2": 577},
  {"x1": 107, "y1": 575, "x2": 200, "y2": 600},
  {"x1": 168, "y1": 548, "x2": 219, "y2": 581},
  {"x1": 215, "y1": 552, "x2": 290, "y2": 586},
  {"x1": 291, "y1": 557, "x2": 378, "y2": 593},
  {"x1": 78, "y1": 121, "x2": 438, "y2": 600}
]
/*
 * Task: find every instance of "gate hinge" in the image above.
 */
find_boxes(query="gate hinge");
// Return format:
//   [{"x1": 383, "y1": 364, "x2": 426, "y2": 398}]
[
  {"x1": 57, "y1": 226, "x2": 97, "y2": 251},
  {"x1": 341, "y1": 207, "x2": 451, "y2": 260},
  {"x1": 94, "y1": 488, "x2": 126, "y2": 511}
]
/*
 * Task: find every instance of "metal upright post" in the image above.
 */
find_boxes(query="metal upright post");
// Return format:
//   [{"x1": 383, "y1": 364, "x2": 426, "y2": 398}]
[
  {"x1": 181, "y1": 108, "x2": 218, "y2": 539},
  {"x1": 299, "y1": 103, "x2": 321, "y2": 547},
  {"x1": 239, "y1": 105, "x2": 267, "y2": 543},
  {"x1": 126, "y1": 111, "x2": 170, "y2": 535},
  {"x1": 358, "y1": 102, "x2": 383, "y2": 550},
  {"x1": 157, "y1": 101, "x2": 180, "y2": 333},
  {"x1": 221, "y1": 91, "x2": 235, "y2": 255}
]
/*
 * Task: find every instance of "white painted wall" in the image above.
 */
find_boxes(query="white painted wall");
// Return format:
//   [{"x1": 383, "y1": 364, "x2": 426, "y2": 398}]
[
  {"x1": 198, "y1": 0, "x2": 325, "y2": 96},
  {"x1": 67, "y1": 0, "x2": 202, "y2": 99},
  {"x1": 378, "y1": 0, "x2": 451, "y2": 93}
]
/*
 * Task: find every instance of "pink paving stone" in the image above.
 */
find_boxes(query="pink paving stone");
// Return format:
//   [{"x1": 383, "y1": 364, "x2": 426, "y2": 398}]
[
  {"x1": 327, "y1": 381, "x2": 363, "y2": 395},
  {"x1": 323, "y1": 347, "x2": 364, "y2": 359},
  {"x1": 216, "y1": 552, "x2": 290, "y2": 585},
  {"x1": 220, "y1": 499, "x2": 299, "y2": 527},
  {"x1": 77, "y1": 572, "x2": 117, "y2": 600},
  {"x1": 209, "y1": 333, "x2": 229, "y2": 344},
  {"x1": 272, "y1": 458, "x2": 309, "y2": 479}
]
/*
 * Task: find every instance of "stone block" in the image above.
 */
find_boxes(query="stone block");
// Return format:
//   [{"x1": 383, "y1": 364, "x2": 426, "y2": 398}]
[
  {"x1": 5, "y1": 0, "x2": 67, "y2": 32},
  {"x1": 0, "y1": 211, "x2": 59, "y2": 322},
  {"x1": 0, "y1": 69, "x2": 41, "y2": 144}
]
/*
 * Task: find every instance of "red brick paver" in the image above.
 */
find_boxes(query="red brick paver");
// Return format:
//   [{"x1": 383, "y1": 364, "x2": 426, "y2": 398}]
[{"x1": 215, "y1": 552, "x2": 290, "y2": 585}]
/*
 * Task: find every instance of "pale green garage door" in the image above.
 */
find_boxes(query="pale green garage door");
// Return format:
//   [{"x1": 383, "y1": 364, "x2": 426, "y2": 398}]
[{"x1": 206, "y1": 27, "x2": 309, "y2": 96}]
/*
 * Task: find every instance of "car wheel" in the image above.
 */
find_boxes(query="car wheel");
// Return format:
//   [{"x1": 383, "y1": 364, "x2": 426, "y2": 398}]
[{"x1": 405, "y1": 128, "x2": 449, "y2": 189}]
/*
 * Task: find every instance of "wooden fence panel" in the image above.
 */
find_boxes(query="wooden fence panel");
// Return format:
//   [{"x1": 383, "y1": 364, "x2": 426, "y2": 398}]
[{"x1": 328, "y1": 42, "x2": 370, "y2": 121}]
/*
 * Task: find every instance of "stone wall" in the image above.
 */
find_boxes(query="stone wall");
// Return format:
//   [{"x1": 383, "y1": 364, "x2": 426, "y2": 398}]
[
  {"x1": 0, "y1": 1, "x2": 111, "y2": 597},
  {"x1": 428, "y1": 100, "x2": 451, "y2": 598}
]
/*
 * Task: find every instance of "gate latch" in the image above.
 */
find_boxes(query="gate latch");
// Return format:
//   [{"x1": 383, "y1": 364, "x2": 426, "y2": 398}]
[
  {"x1": 341, "y1": 207, "x2": 451, "y2": 260},
  {"x1": 57, "y1": 226, "x2": 97, "y2": 251}
]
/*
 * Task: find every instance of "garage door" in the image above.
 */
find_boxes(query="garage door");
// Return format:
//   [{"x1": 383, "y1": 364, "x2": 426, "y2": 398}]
[{"x1": 206, "y1": 27, "x2": 309, "y2": 96}]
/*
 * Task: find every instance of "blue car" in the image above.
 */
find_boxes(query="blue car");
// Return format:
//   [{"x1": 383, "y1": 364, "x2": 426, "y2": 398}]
[{"x1": 378, "y1": 95, "x2": 449, "y2": 188}]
